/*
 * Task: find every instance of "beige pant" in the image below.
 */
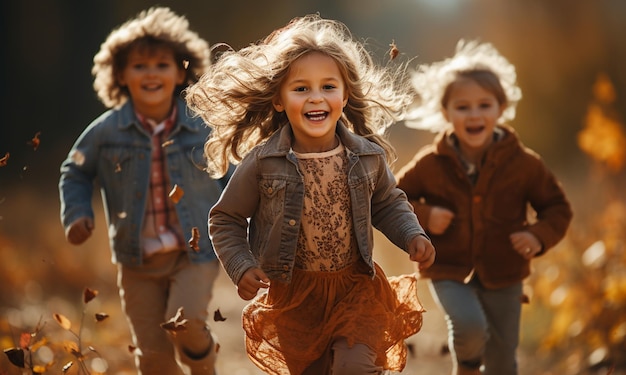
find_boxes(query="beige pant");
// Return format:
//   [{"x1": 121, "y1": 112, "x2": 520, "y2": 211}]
[
  {"x1": 118, "y1": 251, "x2": 220, "y2": 375},
  {"x1": 303, "y1": 337, "x2": 383, "y2": 375}
]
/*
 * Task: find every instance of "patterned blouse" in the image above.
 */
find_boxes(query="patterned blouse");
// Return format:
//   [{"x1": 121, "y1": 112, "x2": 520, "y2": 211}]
[{"x1": 293, "y1": 142, "x2": 359, "y2": 272}]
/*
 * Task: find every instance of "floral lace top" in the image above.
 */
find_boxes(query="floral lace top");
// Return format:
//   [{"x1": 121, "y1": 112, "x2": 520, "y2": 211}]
[{"x1": 293, "y1": 142, "x2": 359, "y2": 272}]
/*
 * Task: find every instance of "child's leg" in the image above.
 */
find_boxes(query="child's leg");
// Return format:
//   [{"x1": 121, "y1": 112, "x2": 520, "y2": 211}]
[
  {"x1": 476, "y1": 281, "x2": 522, "y2": 375},
  {"x1": 428, "y1": 280, "x2": 488, "y2": 374},
  {"x1": 166, "y1": 257, "x2": 220, "y2": 375},
  {"x1": 330, "y1": 337, "x2": 382, "y2": 375},
  {"x1": 117, "y1": 254, "x2": 184, "y2": 375}
]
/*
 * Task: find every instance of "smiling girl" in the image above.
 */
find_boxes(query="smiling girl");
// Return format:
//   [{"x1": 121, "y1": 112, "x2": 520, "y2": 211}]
[
  {"x1": 396, "y1": 40, "x2": 573, "y2": 375},
  {"x1": 186, "y1": 14, "x2": 435, "y2": 375}
]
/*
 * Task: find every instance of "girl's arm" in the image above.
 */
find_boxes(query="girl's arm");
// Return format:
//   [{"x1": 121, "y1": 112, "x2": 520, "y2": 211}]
[{"x1": 209, "y1": 154, "x2": 261, "y2": 285}]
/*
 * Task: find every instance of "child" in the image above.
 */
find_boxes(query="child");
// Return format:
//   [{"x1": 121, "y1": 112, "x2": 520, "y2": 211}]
[
  {"x1": 396, "y1": 40, "x2": 573, "y2": 375},
  {"x1": 185, "y1": 14, "x2": 435, "y2": 375},
  {"x1": 59, "y1": 7, "x2": 230, "y2": 375}
]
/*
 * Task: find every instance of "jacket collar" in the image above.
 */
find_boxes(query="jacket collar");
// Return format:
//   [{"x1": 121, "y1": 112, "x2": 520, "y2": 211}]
[
  {"x1": 258, "y1": 120, "x2": 383, "y2": 159},
  {"x1": 117, "y1": 98, "x2": 203, "y2": 134},
  {"x1": 435, "y1": 124, "x2": 522, "y2": 162}
]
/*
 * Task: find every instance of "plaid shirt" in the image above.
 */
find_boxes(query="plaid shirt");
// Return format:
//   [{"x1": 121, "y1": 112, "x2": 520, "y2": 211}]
[{"x1": 136, "y1": 107, "x2": 183, "y2": 257}]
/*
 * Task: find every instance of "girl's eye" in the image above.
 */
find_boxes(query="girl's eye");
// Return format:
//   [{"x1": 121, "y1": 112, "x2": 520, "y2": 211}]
[
  {"x1": 158, "y1": 62, "x2": 172, "y2": 69},
  {"x1": 455, "y1": 104, "x2": 469, "y2": 111},
  {"x1": 323, "y1": 84, "x2": 336, "y2": 90},
  {"x1": 479, "y1": 102, "x2": 493, "y2": 109},
  {"x1": 294, "y1": 86, "x2": 308, "y2": 92}
]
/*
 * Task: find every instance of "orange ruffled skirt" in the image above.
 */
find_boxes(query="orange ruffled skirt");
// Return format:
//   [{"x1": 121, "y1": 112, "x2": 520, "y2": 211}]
[{"x1": 242, "y1": 261, "x2": 424, "y2": 374}]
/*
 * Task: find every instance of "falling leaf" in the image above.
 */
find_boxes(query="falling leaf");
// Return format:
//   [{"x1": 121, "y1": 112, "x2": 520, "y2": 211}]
[
  {"x1": 54, "y1": 313, "x2": 72, "y2": 330},
  {"x1": 160, "y1": 307, "x2": 188, "y2": 332},
  {"x1": 169, "y1": 184, "x2": 184, "y2": 203},
  {"x1": 28, "y1": 131, "x2": 41, "y2": 150},
  {"x1": 389, "y1": 40, "x2": 399, "y2": 60},
  {"x1": 3, "y1": 347, "x2": 25, "y2": 368},
  {"x1": 162, "y1": 139, "x2": 174, "y2": 147},
  {"x1": 0, "y1": 152, "x2": 9, "y2": 167},
  {"x1": 62, "y1": 361, "x2": 74, "y2": 373},
  {"x1": 83, "y1": 288, "x2": 98, "y2": 304},
  {"x1": 19, "y1": 332, "x2": 31, "y2": 349},
  {"x1": 189, "y1": 227, "x2": 200, "y2": 251},
  {"x1": 213, "y1": 308, "x2": 227, "y2": 322},
  {"x1": 95, "y1": 312, "x2": 109, "y2": 322}
]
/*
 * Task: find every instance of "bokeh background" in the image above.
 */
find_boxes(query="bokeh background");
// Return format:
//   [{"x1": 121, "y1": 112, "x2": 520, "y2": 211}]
[{"x1": 1, "y1": 0, "x2": 625, "y2": 374}]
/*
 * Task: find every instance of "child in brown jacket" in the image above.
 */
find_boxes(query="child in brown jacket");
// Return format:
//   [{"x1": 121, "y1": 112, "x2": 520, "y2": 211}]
[{"x1": 396, "y1": 40, "x2": 572, "y2": 375}]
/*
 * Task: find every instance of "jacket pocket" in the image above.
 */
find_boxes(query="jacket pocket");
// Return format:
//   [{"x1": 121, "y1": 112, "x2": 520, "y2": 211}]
[{"x1": 259, "y1": 178, "x2": 287, "y2": 218}]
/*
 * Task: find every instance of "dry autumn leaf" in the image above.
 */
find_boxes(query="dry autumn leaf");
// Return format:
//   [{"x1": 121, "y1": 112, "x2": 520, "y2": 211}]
[
  {"x1": 83, "y1": 288, "x2": 98, "y2": 304},
  {"x1": 189, "y1": 227, "x2": 200, "y2": 251},
  {"x1": 95, "y1": 312, "x2": 109, "y2": 322},
  {"x1": 169, "y1": 184, "x2": 184, "y2": 203},
  {"x1": 54, "y1": 313, "x2": 72, "y2": 330},
  {"x1": 0, "y1": 152, "x2": 9, "y2": 167},
  {"x1": 28, "y1": 131, "x2": 41, "y2": 151},
  {"x1": 213, "y1": 308, "x2": 227, "y2": 322},
  {"x1": 389, "y1": 40, "x2": 399, "y2": 60},
  {"x1": 160, "y1": 307, "x2": 188, "y2": 333},
  {"x1": 3, "y1": 348, "x2": 25, "y2": 368}
]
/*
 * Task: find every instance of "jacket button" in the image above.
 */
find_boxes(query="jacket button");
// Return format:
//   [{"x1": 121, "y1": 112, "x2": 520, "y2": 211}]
[
  {"x1": 267, "y1": 187, "x2": 273, "y2": 194},
  {"x1": 288, "y1": 219, "x2": 296, "y2": 226},
  {"x1": 473, "y1": 195, "x2": 482, "y2": 203},
  {"x1": 281, "y1": 273, "x2": 287, "y2": 279},
  {"x1": 283, "y1": 265, "x2": 289, "y2": 271}
]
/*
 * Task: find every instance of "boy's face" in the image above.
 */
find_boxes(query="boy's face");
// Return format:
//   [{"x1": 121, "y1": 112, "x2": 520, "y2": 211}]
[
  {"x1": 118, "y1": 47, "x2": 185, "y2": 120},
  {"x1": 442, "y1": 77, "x2": 504, "y2": 154}
]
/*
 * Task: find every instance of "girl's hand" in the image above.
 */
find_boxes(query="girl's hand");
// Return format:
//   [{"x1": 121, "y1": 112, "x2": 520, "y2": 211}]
[
  {"x1": 510, "y1": 231, "x2": 542, "y2": 260},
  {"x1": 237, "y1": 267, "x2": 270, "y2": 301},
  {"x1": 408, "y1": 235, "x2": 436, "y2": 270},
  {"x1": 66, "y1": 217, "x2": 94, "y2": 245},
  {"x1": 428, "y1": 206, "x2": 454, "y2": 235}
]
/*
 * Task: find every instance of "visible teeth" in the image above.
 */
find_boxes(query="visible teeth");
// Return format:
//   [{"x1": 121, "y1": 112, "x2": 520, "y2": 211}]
[{"x1": 307, "y1": 111, "x2": 325, "y2": 116}]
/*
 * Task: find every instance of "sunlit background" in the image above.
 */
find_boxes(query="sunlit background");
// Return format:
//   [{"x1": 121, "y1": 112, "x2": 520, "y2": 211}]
[{"x1": 1, "y1": 1, "x2": 625, "y2": 374}]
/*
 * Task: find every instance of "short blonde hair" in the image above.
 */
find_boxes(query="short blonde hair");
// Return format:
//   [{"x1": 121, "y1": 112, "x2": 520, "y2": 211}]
[
  {"x1": 186, "y1": 14, "x2": 414, "y2": 177},
  {"x1": 92, "y1": 7, "x2": 210, "y2": 108},
  {"x1": 406, "y1": 39, "x2": 522, "y2": 132}
]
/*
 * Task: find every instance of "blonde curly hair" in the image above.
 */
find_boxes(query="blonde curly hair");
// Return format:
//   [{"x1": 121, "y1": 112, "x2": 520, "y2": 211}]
[
  {"x1": 405, "y1": 39, "x2": 522, "y2": 132},
  {"x1": 92, "y1": 7, "x2": 210, "y2": 108},
  {"x1": 185, "y1": 14, "x2": 414, "y2": 178}
]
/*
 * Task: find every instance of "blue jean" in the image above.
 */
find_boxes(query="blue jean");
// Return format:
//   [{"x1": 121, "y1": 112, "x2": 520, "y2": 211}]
[{"x1": 429, "y1": 277, "x2": 522, "y2": 375}]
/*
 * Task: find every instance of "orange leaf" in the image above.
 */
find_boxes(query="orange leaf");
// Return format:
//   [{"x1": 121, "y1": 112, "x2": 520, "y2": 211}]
[
  {"x1": 19, "y1": 332, "x2": 31, "y2": 349},
  {"x1": 389, "y1": 40, "x2": 399, "y2": 60},
  {"x1": 54, "y1": 313, "x2": 72, "y2": 330},
  {"x1": 169, "y1": 184, "x2": 184, "y2": 203},
  {"x1": 0, "y1": 152, "x2": 9, "y2": 167},
  {"x1": 28, "y1": 131, "x2": 41, "y2": 151},
  {"x1": 188, "y1": 227, "x2": 200, "y2": 251}
]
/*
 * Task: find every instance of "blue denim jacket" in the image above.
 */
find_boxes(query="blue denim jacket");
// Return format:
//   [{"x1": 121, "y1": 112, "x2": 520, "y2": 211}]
[
  {"x1": 59, "y1": 99, "x2": 231, "y2": 266},
  {"x1": 210, "y1": 121, "x2": 426, "y2": 284}
]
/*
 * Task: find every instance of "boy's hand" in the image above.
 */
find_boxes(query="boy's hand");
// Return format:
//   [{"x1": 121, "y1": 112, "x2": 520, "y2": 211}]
[
  {"x1": 66, "y1": 217, "x2": 94, "y2": 245},
  {"x1": 237, "y1": 267, "x2": 270, "y2": 301},
  {"x1": 510, "y1": 231, "x2": 542, "y2": 259},
  {"x1": 428, "y1": 206, "x2": 454, "y2": 235},
  {"x1": 408, "y1": 235, "x2": 436, "y2": 270}
]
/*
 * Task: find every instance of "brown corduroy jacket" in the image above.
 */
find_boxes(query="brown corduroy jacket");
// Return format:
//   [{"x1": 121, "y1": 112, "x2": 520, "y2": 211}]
[{"x1": 396, "y1": 125, "x2": 572, "y2": 289}]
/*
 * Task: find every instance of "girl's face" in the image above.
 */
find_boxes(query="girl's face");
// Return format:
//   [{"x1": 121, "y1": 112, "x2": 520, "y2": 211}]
[
  {"x1": 442, "y1": 77, "x2": 504, "y2": 157},
  {"x1": 273, "y1": 52, "x2": 348, "y2": 153},
  {"x1": 118, "y1": 47, "x2": 185, "y2": 121}
]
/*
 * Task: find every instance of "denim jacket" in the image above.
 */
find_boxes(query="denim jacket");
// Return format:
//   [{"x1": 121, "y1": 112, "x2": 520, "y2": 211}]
[
  {"x1": 209, "y1": 121, "x2": 426, "y2": 285},
  {"x1": 59, "y1": 99, "x2": 231, "y2": 266}
]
